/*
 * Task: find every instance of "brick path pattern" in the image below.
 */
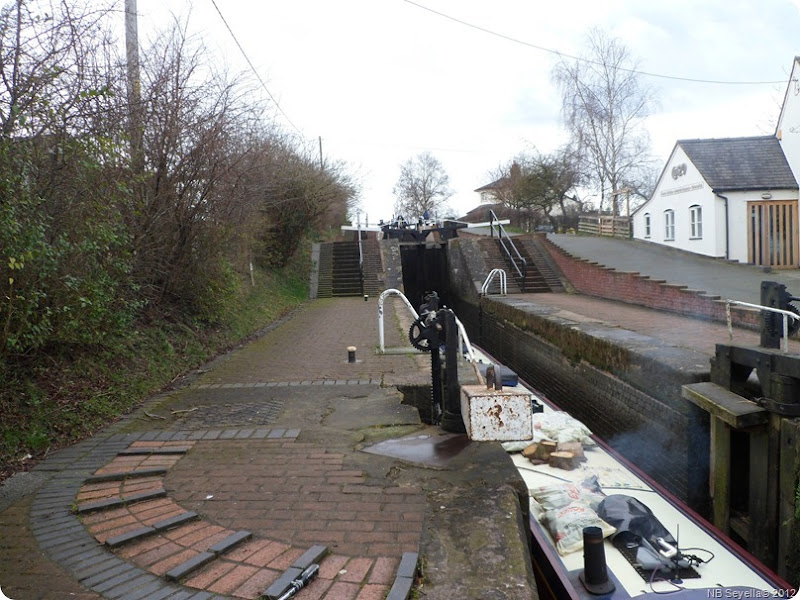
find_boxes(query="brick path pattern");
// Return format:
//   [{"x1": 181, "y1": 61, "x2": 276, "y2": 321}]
[{"x1": 1, "y1": 298, "x2": 427, "y2": 600}]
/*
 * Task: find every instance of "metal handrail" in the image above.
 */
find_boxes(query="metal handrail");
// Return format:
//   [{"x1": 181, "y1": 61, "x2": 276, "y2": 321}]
[
  {"x1": 488, "y1": 209, "x2": 527, "y2": 292},
  {"x1": 454, "y1": 315, "x2": 476, "y2": 364},
  {"x1": 725, "y1": 299, "x2": 800, "y2": 353},
  {"x1": 377, "y1": 288, "x2": 476, "y2": 364},
  {"x1": 481, "y1": 269, "x2": 507, "y2": 296},
  {"x1": 378, "y1": 289, "x2": 419, "y2": 354}
]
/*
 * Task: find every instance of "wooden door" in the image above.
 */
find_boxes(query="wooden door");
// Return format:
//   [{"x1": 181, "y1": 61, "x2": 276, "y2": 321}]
[{"x1": 748, "y1": 200, "x2": 799, "y2": 268}]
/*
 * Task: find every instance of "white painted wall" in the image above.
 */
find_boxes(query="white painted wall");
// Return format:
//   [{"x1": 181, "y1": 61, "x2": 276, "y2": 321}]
[
  {"x1": 633, "y1": 146, "x2": 722, "y2": 257},
  {"x1": 777, "y1": 58, "x2": 800, "y2": 182},
  {"x1": 726, "y1": 189, "x2": 800, "y2": 263}
]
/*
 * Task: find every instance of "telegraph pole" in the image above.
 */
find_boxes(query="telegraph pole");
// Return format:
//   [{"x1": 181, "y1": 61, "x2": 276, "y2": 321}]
[{"x1": 125, "y1": 0, "x2": 143, "y2": 172}]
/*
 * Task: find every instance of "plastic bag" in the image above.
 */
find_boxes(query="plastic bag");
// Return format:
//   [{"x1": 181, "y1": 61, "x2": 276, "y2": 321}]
[
  {"x1": 543, "y1": 502, "x2": 616, "y2": 555},
  {"x1": 501, "y1": 440, "x2": 532, "y2": 453},
  {"x1": 531, "y1": 412, "x2": 595, "y2": 446},
  {"x1": 531, "y1": 481, "x2": 606, "y2": 512},
  {"x1": 597, "y1": 495, "x2": 675, "y2": 546}
]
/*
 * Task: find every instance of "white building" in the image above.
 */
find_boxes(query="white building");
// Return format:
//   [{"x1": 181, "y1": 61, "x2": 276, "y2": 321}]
[{"x1": 632, "y1": 57, "x2": 800, "y2": 268}]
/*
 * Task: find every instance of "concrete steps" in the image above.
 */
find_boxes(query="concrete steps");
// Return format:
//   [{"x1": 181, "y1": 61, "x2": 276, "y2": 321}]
[
  {"x1": 478, "y1": 238, "x2": 555, "y2": 293},
  {"x1": 318, "y1": 240, "x2": 383, "y2": 298},
  {"x1": 519, "y1": 236, "x2": 566, "y2": 293}
]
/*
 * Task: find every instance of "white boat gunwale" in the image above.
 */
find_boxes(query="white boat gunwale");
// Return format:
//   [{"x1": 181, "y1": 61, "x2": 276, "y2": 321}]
[{"x1": 468, "y1": 345, "x2": 794, "y2": 598}]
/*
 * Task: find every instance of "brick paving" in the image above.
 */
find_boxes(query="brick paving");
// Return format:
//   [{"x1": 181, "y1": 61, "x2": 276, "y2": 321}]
[
  {"x1": 202, "y1": 297, "x2": 427, "y2": 386},
  {"x1": 0, "y1": 297, "x2": 432, "y2": 600},
  {"x1": 60, "y1": 432, "x2": 425, "y2": 600}
]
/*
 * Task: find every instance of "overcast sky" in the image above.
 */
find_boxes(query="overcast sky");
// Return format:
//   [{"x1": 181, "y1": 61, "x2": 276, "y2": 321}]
[{"x1": 142, "y1": 0, "x2": 800, "y2": 222}]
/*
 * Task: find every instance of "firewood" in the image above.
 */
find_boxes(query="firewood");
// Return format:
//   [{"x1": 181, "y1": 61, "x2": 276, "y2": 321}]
[
  {"x1": 522, "y1": 443, "x2": 539, "y2": 459},
  {"x1": 549, "y1": 451, "x2": 578, "y2": 470},
  {"x1": 527, "y1": 440, "x2": 557, "y2": 463},
  {"x1": 556, "y1": 441, "x2": 585, "y2": 460}
]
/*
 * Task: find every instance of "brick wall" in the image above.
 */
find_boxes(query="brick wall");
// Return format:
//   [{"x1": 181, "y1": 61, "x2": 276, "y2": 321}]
[{"x1": 539, "y1": 236, "x2": 761, "y2": 330}]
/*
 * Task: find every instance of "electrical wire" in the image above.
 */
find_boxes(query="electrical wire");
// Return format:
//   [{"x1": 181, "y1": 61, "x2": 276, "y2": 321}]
[
  {"x1": 208, "y1": 0, "x2": 303, "y2": 136},
  {"x1": 648, "y1": 565, "x2": 686, "y2": 595},
  {"x1": 679, "y1": 547, "x2": 715, "y2": 565},
  {"x1": 403, "y1": 0, "x2": 790, "y2": 86}
]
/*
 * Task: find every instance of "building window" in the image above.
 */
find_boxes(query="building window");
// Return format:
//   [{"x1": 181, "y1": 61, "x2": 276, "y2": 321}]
[
  {"x1": 664, "y1": 210, "x2": 675, "y2": 241},
  {"x1": 690, "y1": 205, "x2": 702, "y2": 239},
  {"x1": 644, "y1": 213, "x2": 651, "y2": 238}
]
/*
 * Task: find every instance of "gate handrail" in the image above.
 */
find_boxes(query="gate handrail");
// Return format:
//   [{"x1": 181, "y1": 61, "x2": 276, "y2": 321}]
[
  {"x1": 725, "y1": 299, "x2": 800, "y2": 353},
  {"x1": 378, "y1": 289, "x2": 419, "y2": 354},
  {"x1": 488, "y1": 210, "x2": 527, "y2": 292},
  {"x1": 377, "y1": 288, "x2": 476, "y2": 363},
  {"x1": 481, "y1": 269, "x2": 507, "y2": 296}
]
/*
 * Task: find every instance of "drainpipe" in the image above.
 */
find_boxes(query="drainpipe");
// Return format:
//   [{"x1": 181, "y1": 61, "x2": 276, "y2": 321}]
[{"x1": 716, "y1": 192, "x2": 729, "y2": 260}]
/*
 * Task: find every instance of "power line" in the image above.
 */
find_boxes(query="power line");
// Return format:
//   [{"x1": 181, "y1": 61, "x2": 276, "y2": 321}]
[
  {"x1": 209, "y1": 0, "x2": 303, "y2": 135},
  {"x1": 403, "y1": 0, "x2": 789, "y2": 86}
]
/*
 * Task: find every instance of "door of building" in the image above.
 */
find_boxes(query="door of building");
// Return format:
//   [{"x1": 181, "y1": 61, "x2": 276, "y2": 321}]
[{"x1": 747, "y1": 199, "x2": 799, "y2": 268}]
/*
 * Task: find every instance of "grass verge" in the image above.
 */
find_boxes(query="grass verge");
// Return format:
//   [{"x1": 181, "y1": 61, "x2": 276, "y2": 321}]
[{"x1": 0, "y1": 258, "x2": 309, "y2": 480}]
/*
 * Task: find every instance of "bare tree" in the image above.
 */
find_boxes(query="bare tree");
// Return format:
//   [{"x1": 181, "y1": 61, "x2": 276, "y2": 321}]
[
  {"x1": 392, "y1": 151, "x2": 453, "y2": 220},
  {"x1": 552, "y1": 28, "x2": 657, "y2": 215},
  {"x1": 0, "y1": 0, "x2": 358, "y2": 352}
]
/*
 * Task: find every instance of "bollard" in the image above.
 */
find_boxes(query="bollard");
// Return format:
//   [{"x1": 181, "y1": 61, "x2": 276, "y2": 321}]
[
  {"x1": 485, "y1": 365, "x2": 496, "y2": 390},
  {"x1": 579, "y1": 526, "x2": 615, "y2": 595},
  {"x1": 364, "y1": 294, "x2": 369, "y2": 302},
  {"x1": 347, "y1": 346, "x2": 357, "y2": 363}
]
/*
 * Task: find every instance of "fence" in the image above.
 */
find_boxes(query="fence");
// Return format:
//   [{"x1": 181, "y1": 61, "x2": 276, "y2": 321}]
[{"x1": 578, "y1": 215, "x2": 631, "y2": 238}]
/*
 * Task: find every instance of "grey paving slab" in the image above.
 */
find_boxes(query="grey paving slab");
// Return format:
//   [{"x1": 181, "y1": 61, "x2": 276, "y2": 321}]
[
  {"x1": 208, "y1": 530, "x2": 251, "y2": 555},
  {"x1": 397, "y1": 552, "x2": 418, "y2": 578},
  {"x1": 92, "y1": 566, "x2": 143, "y2": 593},
  {"x1": 263, "y1": 566, "x2": 303, "y2": 600},
  {"x1": 109, "y1": 577, "x2": 168, "y2": 600},
  {"x1": 165, "y1": 551, "x2": 215, "y2": 581},
  {"x1": 386, "y1": 576, "x2": 414, "y2": 600},
  {"x1": 82, "y1": 562, "x2": 138, "y2": 587},
  {"x1": 84, "y1": 467, "x2": 168, "y2": 483},
  {"x1": 291, "y1": 544, "x2": 328, "y2": 569},
  {"x1": 72, "y1": 556, "x2": 121, "y2": 581},
  {"x1": 105, "y1": 525, "x2": 156, "y2": 548}
]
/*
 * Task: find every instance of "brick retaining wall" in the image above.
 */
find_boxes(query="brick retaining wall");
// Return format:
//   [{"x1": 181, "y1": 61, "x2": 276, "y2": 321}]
[{"x1": 539, "y1": 235, "x2": 761, "y2": 330}]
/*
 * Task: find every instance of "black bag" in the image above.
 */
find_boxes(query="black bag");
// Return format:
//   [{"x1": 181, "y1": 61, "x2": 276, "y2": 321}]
[{"x1": 597, "y1": 494, "x2": 686, "y2": 573}]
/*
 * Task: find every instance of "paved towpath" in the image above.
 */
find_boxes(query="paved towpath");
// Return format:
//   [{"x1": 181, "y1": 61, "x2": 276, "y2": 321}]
[{"x1": 0, "y1": 298, "x2": 468, "y2": 600}]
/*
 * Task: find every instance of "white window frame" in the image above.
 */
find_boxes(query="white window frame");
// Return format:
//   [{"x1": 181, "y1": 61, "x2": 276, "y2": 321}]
[
  {"x1": 689, "y1": 205, "x2": 702, "y2": 239},
  {"x1": 664, "y1": 209, "x2": 675, "y2": 241},
  {"x1": 644, "y1": 213, "x2": 651, "y2": 238}
]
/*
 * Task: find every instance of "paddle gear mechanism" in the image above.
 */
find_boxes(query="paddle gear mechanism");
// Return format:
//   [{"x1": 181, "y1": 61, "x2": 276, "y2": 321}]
[{"x1": 408, "y1": 292, "x2": 465, "y2": 433}]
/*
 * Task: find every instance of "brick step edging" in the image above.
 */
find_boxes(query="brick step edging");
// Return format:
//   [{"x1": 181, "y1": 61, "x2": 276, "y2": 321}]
[{"x1": 165, "y1": 530, "x2": 253, "y2": 582}]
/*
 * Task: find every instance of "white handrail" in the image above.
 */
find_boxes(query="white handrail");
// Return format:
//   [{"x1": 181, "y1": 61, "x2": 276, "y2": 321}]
[
  {"x1": 454, "y1": 315, "x2": 477, "y2": 364},
  {"x1": 481, "y1": 269, "x2": 507, "y2": 296},
  {"x1": 378, "y1": 289, "x2": 419, "y2": 354},
  {"x1": 377, "y1": 288, "x2": 477, "y2": 365},
  {"x1": 726, "y1": 299, "x2": 800, "y2": 353}
]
